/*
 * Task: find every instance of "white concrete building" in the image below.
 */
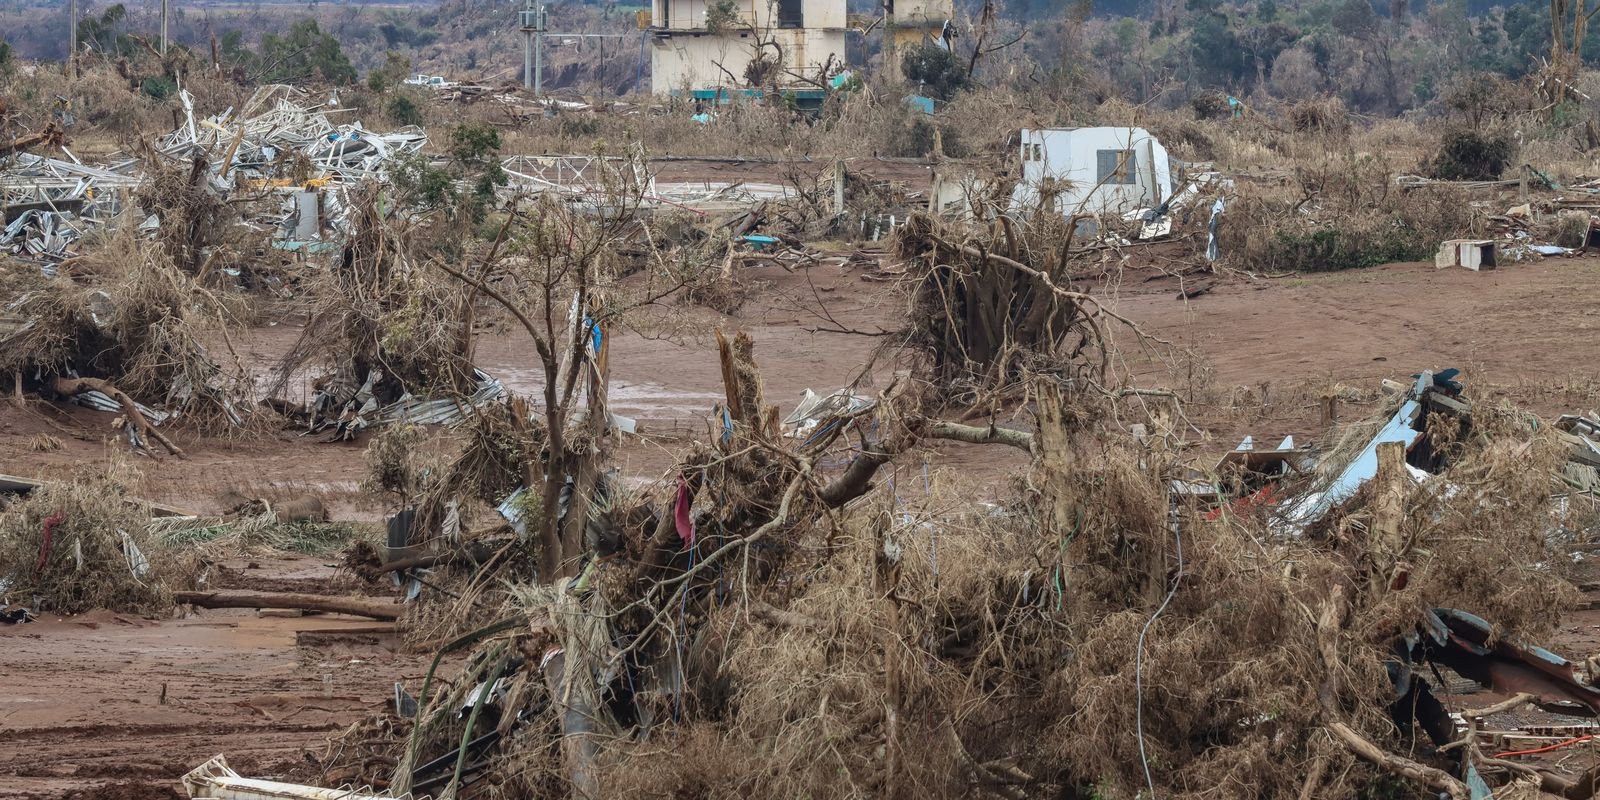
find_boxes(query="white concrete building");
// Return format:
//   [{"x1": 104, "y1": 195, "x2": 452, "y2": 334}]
[{"x1": 647, "y1": 0, "x2": 848, "y2": 96}]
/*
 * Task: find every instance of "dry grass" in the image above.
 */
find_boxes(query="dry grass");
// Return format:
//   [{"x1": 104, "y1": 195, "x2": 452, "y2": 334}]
[
  {"x1": 150, "y1": 514, "x2": 377, "y2": 559},
  {"x1": 26, "y1": 433, "x2": 63, "y2": 452},
  {"x1": 0, "y1": 464, "x2": 196, "y2": 614},
  {"x1": 1220, "y1": 152, "x2": 1482, "y2": 273},
  {"x1": 2, "y1": 221, "x2": 258, "y2": 429}
]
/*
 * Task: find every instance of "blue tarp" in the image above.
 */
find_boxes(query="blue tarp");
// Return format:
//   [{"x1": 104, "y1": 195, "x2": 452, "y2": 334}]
[{"x1": 904, "y1": 95, "x2": 936, "y2": 115}]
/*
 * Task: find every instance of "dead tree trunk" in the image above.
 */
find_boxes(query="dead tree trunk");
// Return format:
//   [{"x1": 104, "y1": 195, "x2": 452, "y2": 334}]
[
  {"x1": 175, "y1": 590, "x2": 400, "y2": 620},
  {"x1": 541, "y1": 648, "x2": 600, "y2": 799}
]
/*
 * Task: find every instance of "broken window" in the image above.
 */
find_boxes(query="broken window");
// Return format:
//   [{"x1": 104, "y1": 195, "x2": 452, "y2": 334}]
[
  {"x1": 1096, "y1": 149, "x2": 1137, "y2": 184},
  {"x1": 778, "y1": 0, "x2": 803, "y2": 28}
]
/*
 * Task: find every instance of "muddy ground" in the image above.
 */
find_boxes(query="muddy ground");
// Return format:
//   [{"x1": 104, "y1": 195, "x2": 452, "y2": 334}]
[{"x1": 4, "y1": 249, "x2": 1600, "y2": 797}]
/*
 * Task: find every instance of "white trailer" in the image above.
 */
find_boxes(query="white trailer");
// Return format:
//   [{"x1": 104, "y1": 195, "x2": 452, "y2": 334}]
[{"x1": 1009, "y1": 126, "x2": 1172, "y2": 218}]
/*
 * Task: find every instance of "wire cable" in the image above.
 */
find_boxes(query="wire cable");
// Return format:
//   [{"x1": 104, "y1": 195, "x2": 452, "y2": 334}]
[
  {"x1": 1493, "y1": 734, "x2": 1594, "y2": 759},
  {"x1": 1136, "y1": 522, "x2": 1184, "y2": 799}
]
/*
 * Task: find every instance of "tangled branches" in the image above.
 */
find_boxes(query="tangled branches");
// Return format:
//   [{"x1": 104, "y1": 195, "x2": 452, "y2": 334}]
[
  {"x1": 273, "y1": 191, "x2": 480, "y2": 409},
  {"x1": 895, "y1": 212, "x2": 1163, "y2": 407}
]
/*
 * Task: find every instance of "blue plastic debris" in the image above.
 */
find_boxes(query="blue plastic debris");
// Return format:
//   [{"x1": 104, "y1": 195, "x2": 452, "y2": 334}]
[
  {"x1": 741, "y1": 234, "x2": 779, "y2": 250},
  {"x1": 904, "y1": 94, "x2": 936, "y2": 115}
]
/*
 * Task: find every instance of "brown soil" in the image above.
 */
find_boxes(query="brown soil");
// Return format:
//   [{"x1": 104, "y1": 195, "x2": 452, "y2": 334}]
[
  {"x1": 4, "y1": 251, "x2": 1600, "y2": 796},
  {"x1": 0, "y1": 595, "x2": 412, "y2": 797}
]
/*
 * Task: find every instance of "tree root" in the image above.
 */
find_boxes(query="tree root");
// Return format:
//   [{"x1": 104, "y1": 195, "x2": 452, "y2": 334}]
[{"x1": 51, "y1": 376, "x2": 186, "y2": 459}]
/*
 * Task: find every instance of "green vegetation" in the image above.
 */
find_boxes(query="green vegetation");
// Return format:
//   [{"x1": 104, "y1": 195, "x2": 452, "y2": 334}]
[
  {"x1": 902, "y1": 42, "x2": 968, "y2": 101},
  {"x1": 1427, "y1": 130, "x2": 1514, "y2": 180},
  {"x1": 704, "y1": 0, "x2": 739, "y2": 33},
  {"x1": 77, "y1": 4, "x2": 137, "y2": 58},
  {"x1": 391, "y1": 123, "x2": 506, "y2": 223},
  {"x1": 256, "y1": 20, "x2": 357, "y2": 85},
  {"x1": 140, "y1": 75, "x2": 177, "y2": 100},
  {"x1": 366, "y1": 51, "x2": 412, "y2": 94},
  {"x1": 387, "y1": 93, "x2": 425, "y2": 126},
  {"x1": 449, "y1": 122, "x2": 508, "y2": 208}
]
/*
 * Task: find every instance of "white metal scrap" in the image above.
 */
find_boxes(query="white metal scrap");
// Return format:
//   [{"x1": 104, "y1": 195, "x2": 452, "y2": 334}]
[{"x1": 2, "y1": 83, "x2": 430, "y2": 263}]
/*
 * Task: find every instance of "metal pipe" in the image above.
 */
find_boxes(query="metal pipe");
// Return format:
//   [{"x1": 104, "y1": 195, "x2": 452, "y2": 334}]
[{"x1": 160, "y1": 0, "x2": 169, "y2": 56}]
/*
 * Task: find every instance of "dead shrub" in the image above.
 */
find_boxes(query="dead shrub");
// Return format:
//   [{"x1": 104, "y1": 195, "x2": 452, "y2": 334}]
[
  {"x1": 1191, "y1": 89, "x2": 1233, "y2": 120},
  {"x1": 1222, "y1": 155, "x2": 1480, "y2": 272},
  {"x1": 26, "y1": 433, "x2": 63, "y2": 452},
  {"x1": 894, "y1": 212, "x2": 1113, "y2": 403},
  {"x1": 1288, "y1": 96, "x2": 1351, "y2": 136},
  {"x1": 134, "y1": 152, "x2": 246, "y2": 277},
  {"x1": 271, "y1": 192, "x2": 480, "y2": 408},
  {"x1": 1555, "y1": 209, "x2": 1591, "y2": 248}
]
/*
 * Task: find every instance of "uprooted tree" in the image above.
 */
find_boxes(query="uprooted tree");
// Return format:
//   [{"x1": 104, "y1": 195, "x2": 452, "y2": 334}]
[
  {"x1": 317, "y1": 191, "x2": 1595, "y2": 800},
  {"x1": 1, "y1": 223, "x2": 255, "y2": 448}
]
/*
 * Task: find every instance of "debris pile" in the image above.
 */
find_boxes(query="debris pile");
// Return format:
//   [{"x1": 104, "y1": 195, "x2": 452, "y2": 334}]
[
  {"x1": 244, "y1": 349, "x2": 1600, "y2": 800},
  {"x1": 1, "y1": 153, "x2": 141, "y2": 267},
  {"x1": 0, "y1": 467, "x2": 189, "y2": 615},
  {"x1": 8, "y1": 77, "x2": 1600, "y2": 800},
  {"x1": 1, "y1": 224, "x2": 252, "y2": 442},
  {"x1": 1, "y1": 84, "x2": 429, "y2": 269},
  {"x1": 267, "y1": 191, "x2": 503, "y2": 439}
]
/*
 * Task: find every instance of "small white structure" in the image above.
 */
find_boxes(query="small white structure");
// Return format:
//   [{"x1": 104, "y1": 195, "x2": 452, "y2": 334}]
[
  {"x1": 1009, "y1": 127, "x2": 1172, "y2": 217},
  {"x1": 402, "y1": 74, "x2": 455, "y2": 89},
  {"x1": 1435, "y1": 239, "x2": 1498, "y2": 271}
]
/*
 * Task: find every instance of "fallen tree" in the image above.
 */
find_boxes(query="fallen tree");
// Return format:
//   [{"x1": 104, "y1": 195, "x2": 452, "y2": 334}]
[
  {"x1": 0, "y1": 120, "x2": 66, "y2": 157},
  {"x1": 52, "y1": 376, "x2": 186, "y2": 458},
  {"x1": 175, "y1": 590, "x2": 400, "y2": 621}
]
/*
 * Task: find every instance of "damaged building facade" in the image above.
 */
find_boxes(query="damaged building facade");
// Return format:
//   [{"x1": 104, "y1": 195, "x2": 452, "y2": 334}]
[{"x1": 646, "y1": 0, "x2": 847, "y2": 98}]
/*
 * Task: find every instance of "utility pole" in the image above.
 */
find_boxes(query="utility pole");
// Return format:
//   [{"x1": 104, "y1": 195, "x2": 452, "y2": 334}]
[
  {"x1": 535, "y1": 5, "x2": 545, "y2": 95},
  {"x1": 521, "y1": 0, "x2": 534, "y2": 90},
  {"x1": 520, "y1": 1, "x2": 546, "y2": 93},
  {"x1": 160, "y1": 0, "x2": 169, "y2": 56},
  {"x1": 68, "y1": 0, "x2": 78, "y2": 78},
  {"x1": 883, "y1": 0, "x2": 897, "y2": 83}
]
